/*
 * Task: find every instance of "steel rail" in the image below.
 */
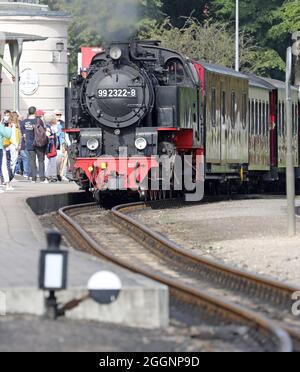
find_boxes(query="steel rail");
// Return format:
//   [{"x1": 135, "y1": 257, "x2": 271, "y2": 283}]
[
  {"x1": 112, "y1": 202, "x2": 300, "y2": 345},
  {"x1": 58, "y1": 202, "x2": 293, "y2": 352}
]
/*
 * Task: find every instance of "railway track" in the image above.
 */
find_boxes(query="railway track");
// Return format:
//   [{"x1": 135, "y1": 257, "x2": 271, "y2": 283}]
[{"x1": 56, "y1": 201, "x2": 300, "y2": 352}]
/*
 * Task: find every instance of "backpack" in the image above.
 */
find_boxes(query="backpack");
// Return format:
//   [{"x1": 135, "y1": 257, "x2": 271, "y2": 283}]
[{"x1": 33, "y1": 119, "x2": 48, "y2": 148}]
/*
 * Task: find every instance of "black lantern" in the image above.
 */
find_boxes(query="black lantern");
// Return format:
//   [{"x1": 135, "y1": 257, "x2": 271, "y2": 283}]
[{"x1": 39, "y1": 231, "x2": 68, "y2": 319}]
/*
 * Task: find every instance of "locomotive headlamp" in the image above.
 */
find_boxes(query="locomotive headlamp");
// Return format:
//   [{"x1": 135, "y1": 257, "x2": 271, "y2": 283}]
[
  {"x1": 135, "y1": 137, "x2": 147, "y2": 151},
  {"x1": 110, "y1": 47, "x2": 122, "y2": 60},
  {"x1": 87, "y1": 138, "x2": 100, "y2": 151}
]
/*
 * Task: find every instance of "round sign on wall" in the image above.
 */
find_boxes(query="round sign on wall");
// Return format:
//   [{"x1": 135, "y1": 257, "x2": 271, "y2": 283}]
[{"x1": 20, "y1": 68, "x2": 39, "y2": 96}]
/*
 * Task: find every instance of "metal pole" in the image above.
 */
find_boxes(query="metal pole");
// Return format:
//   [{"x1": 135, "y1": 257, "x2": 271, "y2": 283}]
[
  {"x1": 235, "y1": 0, "x2": 239, "y2": 72},
  {"x1": 9, "y1": 39, "x2": 23, "y2": 113},
  {"x1": 286, "y1": 47, "x2": 296, "y2": 237}
]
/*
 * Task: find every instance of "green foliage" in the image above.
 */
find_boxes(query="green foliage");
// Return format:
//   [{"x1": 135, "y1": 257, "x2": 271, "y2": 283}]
[
  {"x1": 268, "y1": 1, "x2": 300, "y2": 40},
  {"x1": 41, "y1": 0, "x2": 300, "y2": 78},
  {"x1": 141, "y1": 17, "x2": 261, "y2": 72},
  {"x1": 161, "y1": 0, "x2": 209, "y2": 27},
  {"x1": 210, "y1": 0, "x2": 300, "y2": 76}
]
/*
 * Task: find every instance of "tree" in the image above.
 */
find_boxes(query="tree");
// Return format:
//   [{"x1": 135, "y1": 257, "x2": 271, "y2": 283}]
[
  {"x1": 140, "y1": 17, "x2": 259, "y2": 72},
  {"x1": 211, "y1": 0, "x2": 286, "y2": 76},
  {"x1": 161, "y1": 0, "x2": 209, "y2": 27},
  {"x1": 268, "y1": 0, "x2": 300, "y2": 54}
]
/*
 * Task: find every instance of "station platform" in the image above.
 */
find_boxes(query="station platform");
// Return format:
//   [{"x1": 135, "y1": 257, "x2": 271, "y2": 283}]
[{"x1": 0, "y1": 179, "x2": 168, "y2": 329}]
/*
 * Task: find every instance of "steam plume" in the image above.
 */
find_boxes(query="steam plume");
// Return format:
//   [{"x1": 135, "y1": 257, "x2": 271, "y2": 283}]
[{"x1": 70, "y1": 0, "x2": 142, "y2": 43}]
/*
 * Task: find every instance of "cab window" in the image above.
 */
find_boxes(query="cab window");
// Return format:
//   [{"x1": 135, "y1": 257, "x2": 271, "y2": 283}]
[{"x1": 166, "y1": 59, "x2": 186, "y2": 85}]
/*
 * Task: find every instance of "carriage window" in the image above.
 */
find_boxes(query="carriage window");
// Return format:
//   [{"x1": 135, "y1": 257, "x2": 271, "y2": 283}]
[
  {"x1": 255, "y1": 101, "x2": 259, "y2": 135},
  {"x1": 231, "y1": 91, "x2": 236, "y2": 129},
  {"x1": 262, "y1": 102, "x2": 266, "y2": 136},
  {"x1": 259, "y1": 101, "x2": 262, "y2": 135},
  {"x1": 296, "y1": 104, "x2": 299, "y2": 135},
  {"x1": 279, "y1": 102, "x2": 282, "y2": 136},
  {"x1": 292, "y1": 103, "x2": 298, "y2": 136},
  {"x1": 211, "y1": 88, "x2": 217, "y2": 127},
  {"x1": 221, "y1": 91, "x2": 226, "y2": 124},
  {"x1": 292, "y1": 103, "x2": 295, "y2": 135},
  {"x1": 278, "y1": 102, "x2": 282, "y2": 136},
  {"x1": 251, "y1": 99, "x2": 255, "y2": 135},
  {"x1": 242, "y1": 93, "x2": 247, "y2": 129},
  {"x1": 248, "y1": 100, "x2": 251, "y2": 132},
  {"x1": 266, "y1": 103, "x2": 269, "y2": 136},
  {"x1": 282, "y1": 102, "x2": 286, "y2": 136},
  {"x1": 166, "y1": 59, "x2": 186, "y2": 85}
]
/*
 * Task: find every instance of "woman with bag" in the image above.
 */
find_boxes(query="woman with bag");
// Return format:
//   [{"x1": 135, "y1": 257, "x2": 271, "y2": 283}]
[
  {"x1": 2, "y1": 112, "x2": 14, "y2": 191},
  {"x1": 8, "y1": 112, "x2": 21, "y2": 178},
  {"x1": 0, "y1": 114, "x2": 12, "y2": 193},
  {"x1": 44, "y1": 113, "x2": 58, "y2": 183}
]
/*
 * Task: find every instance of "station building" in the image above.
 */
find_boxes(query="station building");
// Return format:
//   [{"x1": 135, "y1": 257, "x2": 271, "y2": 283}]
[{"x1": 0, "y1": 0, "x2": 70, "y2": 116}]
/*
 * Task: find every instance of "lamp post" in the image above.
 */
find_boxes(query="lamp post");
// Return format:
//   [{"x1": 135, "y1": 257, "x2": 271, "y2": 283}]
[
  {"x1": 285, "y1": 33, "x2": 300, "y2": 237},
  {"x1": 286, "y1": 47, "x2": 296, "y2": 237},
  {"x1": 235, "y1": 0, "x2": 240, "y2": 72}
]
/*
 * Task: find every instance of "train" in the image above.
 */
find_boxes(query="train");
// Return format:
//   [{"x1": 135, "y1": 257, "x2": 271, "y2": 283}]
[{"x1": 64, "y1": 40, "x2": 300, "y2": 202}]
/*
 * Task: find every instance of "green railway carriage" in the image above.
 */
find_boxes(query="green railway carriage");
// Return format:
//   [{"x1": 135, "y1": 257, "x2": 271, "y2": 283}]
[
  {"x1": 247, "y1": 75, "x2": 273, "y2": 172},
  {"x1": 194, "y1": 61, "x2": 300, "y2": 189}
]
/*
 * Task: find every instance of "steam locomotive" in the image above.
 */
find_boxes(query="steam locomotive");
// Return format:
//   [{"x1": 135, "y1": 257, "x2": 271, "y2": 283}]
[{"x1": 65, "y1": 40, "x2": 299, "y2": 202}]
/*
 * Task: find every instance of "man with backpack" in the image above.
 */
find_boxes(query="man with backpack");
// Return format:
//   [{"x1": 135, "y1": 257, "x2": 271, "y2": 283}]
[{"x1": 20, "y1": 107, "x2": 48, "y2": 183}]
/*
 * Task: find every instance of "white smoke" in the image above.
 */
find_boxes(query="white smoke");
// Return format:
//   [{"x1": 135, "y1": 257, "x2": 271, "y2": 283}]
[{"x1": 68, "y1": 0, "x2": 142, "y2": 43}]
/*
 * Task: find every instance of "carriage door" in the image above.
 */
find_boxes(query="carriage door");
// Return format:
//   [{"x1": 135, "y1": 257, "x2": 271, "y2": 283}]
[{"x1": 220, "y1": 83, "x2": 227, "y2": 164}]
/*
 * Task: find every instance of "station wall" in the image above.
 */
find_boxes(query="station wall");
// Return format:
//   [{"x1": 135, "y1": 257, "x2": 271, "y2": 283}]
[{"x1": 0, "y1": 15, "x2": 70, "y2": 116}]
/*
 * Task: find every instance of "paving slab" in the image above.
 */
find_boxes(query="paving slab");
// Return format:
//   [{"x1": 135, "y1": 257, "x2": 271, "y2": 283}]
[{"x1": 0, "y1": 179, "x2": 169, "y2": 329}]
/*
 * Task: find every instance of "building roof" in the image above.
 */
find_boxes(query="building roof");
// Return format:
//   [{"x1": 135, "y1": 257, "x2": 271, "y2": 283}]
[
  {"x1": 198, "y1": 61, "x2": 248, "y2": 80},
  {"x1": 0, "y1": 10, "x2": 69, "y2": 17},
  {"x1": 0, "y1": 2, "x2": 69, "y2": 18},
  {"x1": 0, "y1": 32, "x2": 47, "y2": 43}
]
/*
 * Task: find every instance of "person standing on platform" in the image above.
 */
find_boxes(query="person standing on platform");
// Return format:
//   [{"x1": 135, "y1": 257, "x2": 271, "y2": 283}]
[
  {"x1": 0, "y1": 115, "x2": 12, "y2": 193},
  {"x1": 20, "y1": 107, "x2": 48, "y2": 184},
  {"x1": 17, "y1": 112, "x2": 29, "y2": 178},
  {"x1": 45, "y1": 113, "x2": 58, "y2": 183},
  {"x1": 54, "y1": 109, "x2": 69, "y2": 181},
  {"x1": 2, "y1": 112, "x2": 14, "y2": 191},
  {"x1": 8, "y1": 112, "x2": 21, "y2": 179}
]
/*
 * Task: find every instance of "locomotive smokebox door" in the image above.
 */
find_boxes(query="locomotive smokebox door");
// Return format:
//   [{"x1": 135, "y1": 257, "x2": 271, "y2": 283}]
[{"x1": 85, "y1": 64, "x2": 154, "y2": 129}]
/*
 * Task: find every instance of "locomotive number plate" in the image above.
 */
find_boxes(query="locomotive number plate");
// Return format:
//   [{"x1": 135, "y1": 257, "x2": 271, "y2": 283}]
[{"x1": 97, "y1": 88, "x2": 137, "y2": 98}]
